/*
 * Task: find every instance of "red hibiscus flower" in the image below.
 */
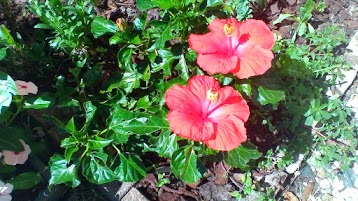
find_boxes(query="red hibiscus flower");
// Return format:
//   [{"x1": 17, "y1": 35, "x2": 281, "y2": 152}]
[
  {"x1": 165, "y1": 75, "x2": 250, "y2": 151},
  {"x1": 188, "y1": 18, "x2": 275, "y2": 79}
]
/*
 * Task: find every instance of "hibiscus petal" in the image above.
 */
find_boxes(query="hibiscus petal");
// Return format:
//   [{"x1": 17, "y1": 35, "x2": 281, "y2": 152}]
[
  {"x1": 208, "y1": 86, "x2": 250, "y2": 122},
  {"x1": 187, "y1": 76, "x2": 220, "y2": 101},
  {"x1": 188, "y1": 33, "x2": 221, "y2": 54},
  {"x1": 165, "y1": 84, "x2": 201, "y2": 114},
  {"x1": 197, "y1": 53, "x2": 239, "y2": 74},
  {"x1": 239, "y1": 19, "x2": 275, "y2": 50},
  {"x1": 167, "y1": 110, "x2": 215, "y2": 141},
  {"x1": 233, "y1": 44, "x2": 274, "y2": 79},
  {"x1": 208, "y1": 18, "x2": 240, "y2": 38},
  {"x1": 203, "y1": 116, "x2": 247, "y2": 151}
]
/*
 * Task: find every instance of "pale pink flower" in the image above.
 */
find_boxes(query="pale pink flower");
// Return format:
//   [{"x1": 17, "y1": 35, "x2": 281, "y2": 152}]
[
  {"x1": 15, "y1": 80, "x2": 38, "y2": 95},
  {"x1": 2, "y1": 139, "x2": 31, "y2": 165},
  {"x1": 0, "y1": 181, "x2": 13, "y2": 201}
]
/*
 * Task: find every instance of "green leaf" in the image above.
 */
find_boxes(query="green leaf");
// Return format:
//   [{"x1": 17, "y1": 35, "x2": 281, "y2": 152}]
[
  {"x1": 136, "y1": 0, "x2": 175, "y2": 11},
  {"x1": 170, "y1": 146, "x2": 205, "y2": 183},
  {"x1": 23, "y1": 93, "x2": 55, "y2": 109},
  {"x1": 143, "y1": 130, "x2": 179, "y2": 158},
  {"x1": 0, "y1": 91, "x2": 13, "y2": 112},
  {"x1": 151, "y1": 49, "x2": 174, "y2": 76},
  {"x1": 109, "y1": 32, "x2": 125, "y2": 45},
  {"x1": 108, "y1": 105, "x2": 169, "y2": 135},
  {"x1": 49, "y1": 155, "x2": 81, "y2": 187},
  {"x1": 84, "y1": 101, "x2": 97, "y2": 125},
  {"x1": 34, "y1": 23, "x2": 53, "y2": 29},
  {"x1": 175, "y1": 55, "x2": 189, "y2": 81},
  {"x1": 149, "y1": 25, "x2": 173, "y2": 50},
  {"x1": 0, "y1": 48, "x2": 6, "y2": 61},
  {"x1": 236, "y1": 83, "x2": 252, "y2": 97},
  {"x1": 272, "y1": 13, "x2": 293, "y2": 25},
  {"x1": 87, "y1": 136, "x2": 113, "y2": 149},
  {"x1": 257, "y1": 86, "x2": 285, "y2": 106},
  {"x1": 206, "y1": 0, "x2": 224, "y2": 7},
  {"x1": 115, "y1": 153, "x2": 147, "y2": 182},
  {"x1": 91, "y1": 16, "x2": 119, "y2": 38},
  {"x1": 0, "y1": 71, "x2": 17, "y2": 94},
  {"x1": 0, "y1": 128, "x2": 25, "y2": 151},
  {"x1": 7, "y1": 172, "x2": 42, "y2": 190},
  {"x1": 119, "y1": 72, "x2": 142, "y2": 93},
  {"x1": 66, "y1": 117, "x2": 79, "y2": 136},
  {"x1": 82, "y1": 154, "x2": 117, "y2": 184},
  {"x1": 0, "y1": 25, "x2": 15, "y2": 46},
  {"x1": 135, "y1": 95, "x2": 151, "y2": 110},
  {"x1": 224, "y1": 143, "x2": 262, "y2": 170},
  {"x1": 61, "y1": 136, "x2": 79, "y2": 161}
]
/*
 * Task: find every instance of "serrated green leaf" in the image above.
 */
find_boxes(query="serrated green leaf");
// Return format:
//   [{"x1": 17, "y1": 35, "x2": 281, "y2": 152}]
[
  {"x1": 84, "y1": 101, "x2": 96, "y2": 124},
  {"x1": 151, "y1": 49, "x2": 174, "y2": 76},
  {"x1": 119, "y1": 72, "x2": 142, "y2": 93},
  {"x1": 87, "y1": 136, "x2": 113, "y2": 149},
  {"x1": 236, "y1": 83, "x2": 252, "y2": 97},
  {"x1": 109, "y1": 105, "x2": 169, "y2": 135},
  {"x1": 170, "y1": 146, "x2": 205, "y2": 183},
  {"x1": 91, "y1": 16, "x2": 118, "y2": 38},
  {"x1": 115, "y1": 153, "x2": 147, "y2": 182},
  {"x1": 7, "y1": 172, "x2": 42, "y2": 190},
  {"x1": 149, "y1": 25, "x2": 173, "y2": 50},
  {"x1": 49, "y1": 155, "x2": 81, "y2": 187},
  {"x1": 82, "y1": 154, "x2": 117, "y2": 184},
  {"x1": 66, "y1": 117, "x2": 79, "y2": 136},
  {"x1": 224, "y1": 143, "x2": 262, "y2": 170},
  {"x1": 23, "y1": 93, "x2": 55, "y2": 109},
  {"x1": 143, "y1": 130, "x2": 179, "y2": 158},
  {"x1": 175, "y1": 54, "x2": 189, "y2": 81},
  {"x1": 257, "y1": 86, "x2": 285, "y2": 106}
]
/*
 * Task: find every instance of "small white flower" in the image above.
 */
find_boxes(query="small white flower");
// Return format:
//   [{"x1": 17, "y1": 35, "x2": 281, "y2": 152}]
[
  {"x1": 15, "y1": 80, "x2": 38, "y2": 95},
  {"x1": 0, "y1": 181, "x2": 13, "y2": 201}
]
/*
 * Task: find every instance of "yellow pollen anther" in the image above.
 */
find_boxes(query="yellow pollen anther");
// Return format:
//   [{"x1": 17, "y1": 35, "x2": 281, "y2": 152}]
[
  {"x1": 224, "y1": 22, "x2": 235, "y2": 36},
  {"x1": 207, "y1": 88, "x2": 219, "y2": 101}
]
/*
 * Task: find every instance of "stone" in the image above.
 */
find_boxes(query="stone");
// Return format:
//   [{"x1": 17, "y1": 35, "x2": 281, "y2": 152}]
[{"x1": 122, "y1": 188, "x2": 149, "y2": 201}]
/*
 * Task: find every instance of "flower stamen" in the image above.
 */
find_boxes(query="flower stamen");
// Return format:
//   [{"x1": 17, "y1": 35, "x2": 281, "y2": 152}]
[
  {"x1": 207, "y1": 88, "x2": 219, "y2": 101},
  {"x1": 224, "y1": 21, "x2": 235, "y2": 36}
]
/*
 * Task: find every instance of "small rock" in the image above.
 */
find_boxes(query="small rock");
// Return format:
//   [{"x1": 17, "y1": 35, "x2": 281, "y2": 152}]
[
  {"x1": 286, "y1": 0, "x2": 296, "y2": 6},
  {"x1": 333, "y1": 188, "x2": 358, "y2": 201},
  {"x1": 318, "y1": 179, "x2": 332, "y2": 192},
  {"x1": 344, "y1": 20, "x2": 358, "y2": 30},
  {"x1": 122, "y1": 188, "x2": 149, "y2": 201},
  {"x1": 329, "y1": 4, "x2": 341, "y2": 15},
  {"x1": 285, "y1": 154, "x2": 304, "y2": 174},
  {"x1": 338, "y1": 10, "x2": 350, "y2": 22}
]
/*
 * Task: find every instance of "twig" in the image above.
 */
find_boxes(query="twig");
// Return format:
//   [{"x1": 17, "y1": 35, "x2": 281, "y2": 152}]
[{"x1": 311, "y1": 127, "x2": 350, "y2": 147}]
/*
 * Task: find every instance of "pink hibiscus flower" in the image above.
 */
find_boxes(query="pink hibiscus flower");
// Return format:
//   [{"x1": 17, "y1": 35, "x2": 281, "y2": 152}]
[
  {"x1": 188, "y1": 18, "x2": 275, "y2": 79},
  {"x1": 165, "y1": 75, "x2": 250, "y2": 151},
  {"x1": 15, "y1": 80, "x2": 38, "y2": 95},
  {"x1": 2, "y1": 139, "x2": 31, "y2": 165}
]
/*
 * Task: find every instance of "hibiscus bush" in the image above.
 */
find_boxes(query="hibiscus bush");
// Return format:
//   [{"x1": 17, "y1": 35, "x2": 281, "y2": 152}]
[{"x1": 0, "y1": 0, "x2": 357, "y2": 199}]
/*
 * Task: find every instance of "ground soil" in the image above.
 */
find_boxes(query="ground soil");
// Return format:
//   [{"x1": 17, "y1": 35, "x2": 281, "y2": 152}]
[{"x1": 1, "y1": 0, "x2": 357, "y2": 201}]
